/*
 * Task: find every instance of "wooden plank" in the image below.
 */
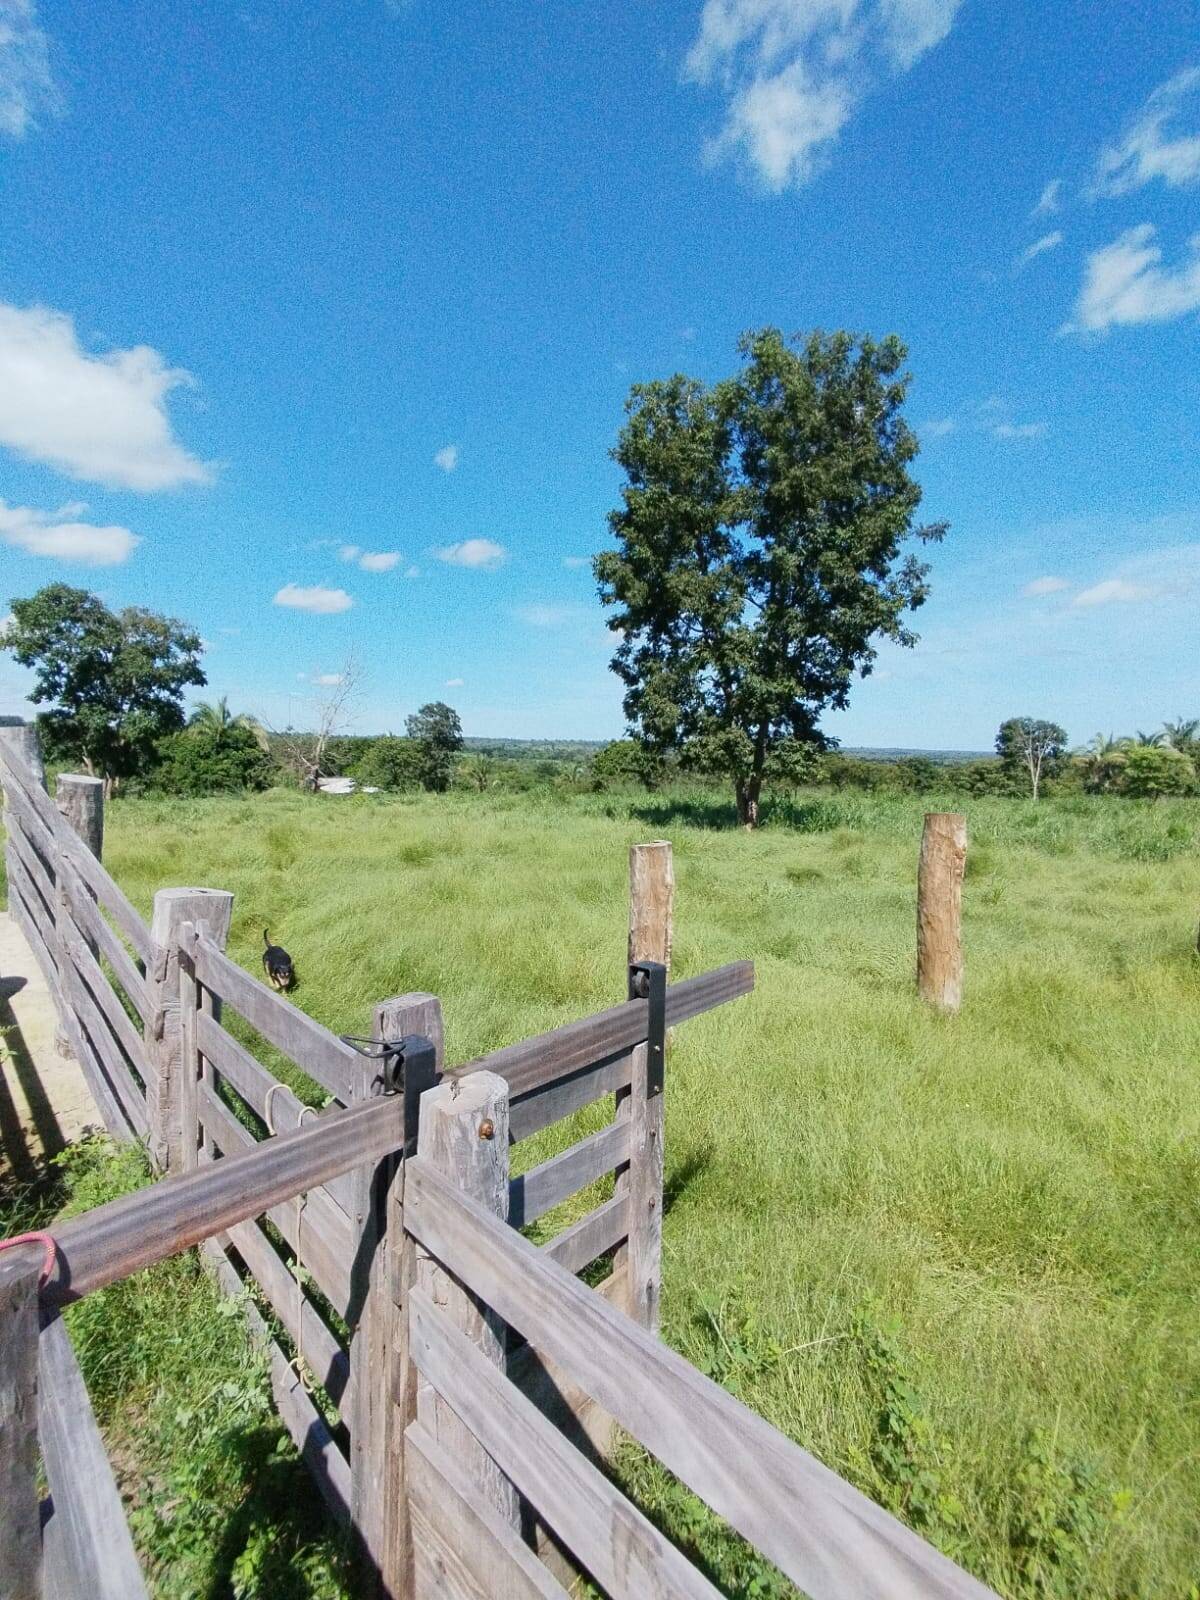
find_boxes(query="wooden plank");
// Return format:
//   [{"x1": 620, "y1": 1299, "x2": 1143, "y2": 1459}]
[
  {"x1": 147, "y1": 892, "x2": 234, "y2": 1174},
  {"x1": 197, "y1": 1081, "x2": 353, "y2": 1317},
  {"x1": 42, "y1": 924, "x2": 132, "y2": 1145},
  {"x1": 64, "y1": 867, "x2": 150, "y2": 1019},
  {"x1": 541, "y1": 1192, "x2": 628, "y2": 1275},
  {"x1": 409, "y1": 1292, "x2": 722, "y2": 1600},
  {"x1": 509, "y1": 1051, "x2": 632, "y2": 1143},
  {"x1": 0, "y1": 724, "x2": 47, "y2": 793},
  {"x1": 509, "y1": 1119, "x2": 629, "y2": 1227},
  {"x1": 404, "y1": 1163, "x2": 1002, "y2": 1600},
  {"x1": 0, "y1": 735, "x2": 58, "y2": 829},
  {"x1": 6, "y1": 849, "x2": 58, "y2": 978},
  {"x1": 0, "y1": 1244, "x2": 42, "y2": 1600},
  {"x1": 195, "y1": 1009, "x2": 353, "y2": 1215},
  {"x1": 0, "y1": 761, "x2": 60, "y2": 863},
  {"x1": 191, "y1": 932, "x2": 362, "y2": 1105},
  {"x1": 412, "y1": 1073, "x2": 520, "y2": 1533},
  {"x1": 407, "y1": 1424, "x2": 571, "y2": 1600},
  {"x1": 38, "y1": 1313, "x2": 148, "y2": 1600},
  {"x1": 451, "y1": 961, "x2": 755, "y2": 1105},
  {"x1": 61, "y1": 913, "x2": 151, "y2": 1085},
  {"x1": 59, "y1": 829, "x2": 152, "y2": 964},
  {"x1": 202, "y1": 1239, "x2": 352, "y2": 1526},
  {"x1": 613, "y1": 1040, "x2": 664, "y2": 1332},
  {"x1": 6, "y1": 815, "x2": 56, "y2": 929},
  {"x1": 42, "y1": 1092, "x2": 407, "y2": 1308},
  {"x1": 222, "y1": 1214, "x2": 351, "y2": 1408},
  {"x1": 59, "y1": 946, "x2": 149, "y2": 1138}
]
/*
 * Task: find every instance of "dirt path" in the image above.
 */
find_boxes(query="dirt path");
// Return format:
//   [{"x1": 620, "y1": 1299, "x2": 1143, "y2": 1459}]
[{"x1": 0, "y1": 911, "x2": 101, "y2": 1181}]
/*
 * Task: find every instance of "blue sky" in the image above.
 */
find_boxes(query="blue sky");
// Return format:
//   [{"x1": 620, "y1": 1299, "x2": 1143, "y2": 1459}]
[{"x1": 0, "y1": 0, "x2": 1197, "y2": 749}]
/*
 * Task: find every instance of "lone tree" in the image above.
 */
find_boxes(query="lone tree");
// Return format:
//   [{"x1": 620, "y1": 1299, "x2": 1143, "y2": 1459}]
[
  {"x1": 406, "y1": 701, "x2": 463, "y2": 792},
  {"x1": 3, "y1": 584, "x2": 205, "y2": 790},
  {"x1": 996, "y1": 717, "x2": 1067, "y2": 800},
  {"x1": 595, "y1": 328, "x2": 945, "y2": 827}
]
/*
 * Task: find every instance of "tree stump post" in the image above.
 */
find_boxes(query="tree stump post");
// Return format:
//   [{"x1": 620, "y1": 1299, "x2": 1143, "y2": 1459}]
[
  {"x1": 54, "y1": 774, "x2": 104, "y2": 862},
  {"x1": 0, "y1": 722, "x2": 47, "y2": 793},
  {"x1": 145, "y1": 888, "x2": 233, "y2": 1172},
  {"x1": 917, "y1": 812, "x2": 967, "y2": 1013}
]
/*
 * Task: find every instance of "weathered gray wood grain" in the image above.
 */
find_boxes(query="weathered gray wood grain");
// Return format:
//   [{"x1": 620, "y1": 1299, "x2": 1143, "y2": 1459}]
[
  {"x1": 64, "y1": 867, "x2": 149, "y2": 1020},
  {"x1": 404, "y1": 1161, "x2": 1001, "y2": 1600},
  {"x1": 540, "y1": 1193, "x2": 628, "y2": 1276},
  {"x1": 59, "y1": 828, "x2": 153, "y2": 964},
  {"x1": 0, "y1": 1244, "x2": 42, "y2": 1600},
  {"x1": 38, "y1": 1312, "x2": 148, "y2": 1600},
  {"x1": 409, "y1": 1290, "x2": 722, "y2": 1600},
  {"x1": 508, "y1": 1051, "x2": 633, "y2": 1142},
  {"x1": 406, "y1": 1423, "x2": 571, "y2": 1600},
  {"x1": 59, "y1": 943, "x2": 149, "y2": 1138},
  {"x1": 612, "y1": 1040, "x2": 663, "y2": 1332},
  {"x1": 508, "y1": 1118, "x2": 629, "y2": 1227}
]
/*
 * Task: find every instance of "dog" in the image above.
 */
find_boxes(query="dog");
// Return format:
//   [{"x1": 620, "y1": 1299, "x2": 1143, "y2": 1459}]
[{"x1": 262, "y1": 930, "x2": 295, "y2": 992}]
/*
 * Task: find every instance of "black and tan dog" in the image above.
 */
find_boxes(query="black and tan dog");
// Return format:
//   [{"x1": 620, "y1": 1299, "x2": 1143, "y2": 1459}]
[{"x1": 262, "y1": 930, "x2": 295, "y2": 991}]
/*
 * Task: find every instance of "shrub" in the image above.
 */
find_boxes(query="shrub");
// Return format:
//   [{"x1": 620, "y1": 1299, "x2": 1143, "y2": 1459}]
[
  {"x1": 349, "y1": 735, "x2": 423, "y2": 791},
  {"x1": 153, "y1": 725, "x2": 275, "y2": 795}
]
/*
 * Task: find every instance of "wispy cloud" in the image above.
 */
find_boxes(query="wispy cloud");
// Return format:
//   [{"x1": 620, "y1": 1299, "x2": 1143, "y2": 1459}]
[
  {"x1": 922, "y1": 416, "x2": 956, "y2": 438},
  {"x1": 561, "y1": 554, "x2": 591, "y2": 569},
  {"x1": 273, "y1": 583, "x2": 354, "y2": 614},
  {"x1": 1022, "y1": 575, "x2": 1070, "y2": 597},
  {"x1": 0, "y1": 302, "x2": 212, "y2": 490},
  {"x1": 1031, "y1": 178, "x2": 1062, "y2": 216},
  {"x1": 434, "y1": 444, "x2": 458, "y2": 472},
  {"x1": 339, "y1": 544, "x2": 401, "y2": 572},
  {"x1": 312, "y1": 672, "x2": 345, "y2": 686},
  {"x1": 0, "y1": 0, "x2": 60, "y2": 138},
  {"x1": 684, "y1": 0, "x2": 964, "y2": 190},
  {"x1": 0, "y1": 498, "x2": 139, "y2": 565},
  {"x1": 444, "y1": 677, "x2": 464, "y2": 687},
  {"x1": 513, "y1": 602, "x2": 586, "y2": 628},
  {"x1": 1015, "y1": 230, "x2": 1064, "y2": 269},
  {"x1": 434, "y1": 538, "x2": 508, "y2": 570},
  {"x1": 1090, "y1": 66, "x2": 1200, "y2": 197},
  {"x1": 1062, "y1": 224, "x2": 1200, "y2": 333},
  {"x1": 992, "y1": 421, "x2": 1047, "y2": 440},
  {"x1": 1072, "y1": 577, "x2": 1157, "y2": 608}
]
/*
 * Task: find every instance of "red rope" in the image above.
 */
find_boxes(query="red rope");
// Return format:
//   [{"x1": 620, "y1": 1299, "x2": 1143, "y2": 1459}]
[{"x1": 0, "y1": 1230, "x2": 58, "y2": 1284}]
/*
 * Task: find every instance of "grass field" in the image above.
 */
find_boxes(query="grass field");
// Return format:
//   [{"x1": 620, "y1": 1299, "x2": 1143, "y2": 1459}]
[{"x1": 5, "y1": 783, "x2": 1199, "y2": 1596}]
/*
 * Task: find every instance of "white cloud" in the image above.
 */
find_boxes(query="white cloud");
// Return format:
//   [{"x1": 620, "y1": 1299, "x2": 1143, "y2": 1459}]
[
  {"x1": 1072, "y1": 578, "x2": 1157, "y2": 608},
  {"x1": 0, "y1": 302, "x2": 212, "y2": 490},
  {"x1": 0, "y1": 498, "x2": 139, "y2": 565},
  {"x1": 1063, "y1": 224, "x2": 1200, "y2": 333},
  {"x1": 313, "y1": 672, "x2": 345, "y2": 686},
  {"x1": 993, "y1": 421, "x2": 1047, "y2": 440},
  {"x1": 338, "y1": 543, "x2": 401, "y2": 572},
  {"x1": 358, "y1": 550, "x2": 401, "y2": 572},
  {"x1": 922, "y1": 416, "x2": 956, "y2": 438},
  {"x1": 445, "y1": 677, "x2": 464, "y2": 688},
  {"x1": 561, "y1": 555, "x2": 591, "y2": 569},
  {"x1": 1015, "y1": 230, "x2": 1064, "y2": 269},
  {"x1": 1022, "y1": 575, "x2": 1070, "y2": 597},
  {"x1": 684, "y1": 0, "x2": 964, "y2": 189},
  {"x1": 0, "y1": 0, "x2": 59, "y2": 138},
  {"x1": 1032, "y1": 178, "x2": 1062, "y2": 216},
  {"x1": 405, "y1": 565, "x2": 421, "y2": 578},
  {"x1": 514, "y1": 603, "x2": 578, "y2": 628},
  {"x1": 273, "y1": 584, "x2": 354, "y2": 614},
  {"x1": 434, "y1": 538, "x2": 508, "y2": 570},
  {"x1": 434, "y1": 444, "x2": 459, "y2": 472},
  {"x1": 1091, "y1": 67, "x2": 1200, "y2": 197}
]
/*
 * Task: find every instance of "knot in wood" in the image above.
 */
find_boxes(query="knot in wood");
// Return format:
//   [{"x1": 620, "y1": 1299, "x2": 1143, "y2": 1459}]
[{"x1": 477, "y1": 1118, "x2": 495, "y2": 1141}]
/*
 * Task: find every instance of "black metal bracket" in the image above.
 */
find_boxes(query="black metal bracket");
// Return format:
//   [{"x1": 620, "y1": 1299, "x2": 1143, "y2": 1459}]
[
  {"x1": 339, "y1": 1032, "x2": 440, "y2": 1157},
  {"x1": 629, "y1": 959, "x2": 667, "y2": 1097},
  {"x1": 339, "y1": 1034, "x2": 408, "y2": 1093}
]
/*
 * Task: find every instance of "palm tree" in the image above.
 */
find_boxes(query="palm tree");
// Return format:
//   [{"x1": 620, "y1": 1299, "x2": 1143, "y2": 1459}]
[
  {"x1": 189, "y1": 697, "x2": 269, "y2": 750},
  {"x1": 1075, "y1": 733, "x2": 1125, "y2": 794},
  {"x1": 1133, "y1": 729, "x2": 1164, "y2": 747},
  {"x1": 1163, "y1": 717, "x2": 1200, "y2": 756}
]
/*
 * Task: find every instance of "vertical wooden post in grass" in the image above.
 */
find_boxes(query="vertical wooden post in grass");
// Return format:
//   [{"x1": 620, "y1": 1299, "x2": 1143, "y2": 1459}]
[
  {"x1": 353, "y1": 994, "x2": 442, "y2": 1599},
  {"x1": 146, "y1": 888, "x2": 233, "y2": 1173},
  {"x1": 917, "y1": 812, "x2": 967, "y2": 1013},
  {"x1": 414, "y1": 1071, "x2": 520, "y2": 1537},
  {"x1": 0, "y1": 1242, "x2": 43, "y2": 1600},
  {"x1": 52, "y1": 775, "x2": 105, "y2": 1057},
  {"x1": 615, "y1": 841, "x2": 672, "y2": 1333},
  {"x1": 0, "y1": 721, "x2": 47, "y2": 792},
  {"x1": 54, "y1": 774, "x2": 104, "y2": 862}
]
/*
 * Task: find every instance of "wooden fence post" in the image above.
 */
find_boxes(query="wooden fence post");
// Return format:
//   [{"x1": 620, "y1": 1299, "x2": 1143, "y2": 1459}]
[
  {"x1": 615, "y1": 840, "x2": 672, "y2": 1333},
  {"x1": 414, "y1": 1071, "x2": 521, "y2": 1548},
  {"x1": 53, "y1": 775, "x2": 105, "y2": 1058},
  {"x1": 0, "y1": 721, "x2": 47, "y2": 792},
  {"x1": 54, "y1": 775, "x2": 104, "y2": 862},
  {"x1": 917, "y1": 813, "x2": 967, "y2": 1014},
  {"x1": 146, "y1": 889, "x2": 233, "y2": 1173},
  {"x1": 352, "y1": 994, "x2": 443, "y2": 1599},
  {"x1": 0, "y1": 1242, "x2": 43, "y2": 1600}
]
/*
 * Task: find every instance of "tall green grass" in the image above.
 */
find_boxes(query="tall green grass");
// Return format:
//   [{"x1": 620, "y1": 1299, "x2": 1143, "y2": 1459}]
[{"x1": 6, "y1": 785, "x2": 1200, "y2": 1596}]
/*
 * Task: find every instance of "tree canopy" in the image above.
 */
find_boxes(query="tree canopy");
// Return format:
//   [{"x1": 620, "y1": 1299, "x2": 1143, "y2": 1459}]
[
  {"x1": 3, "y1": 584, "x2": 205, "y2": 784},
  {"x1": 405, "y1": 701, "x2": 463, "y2": 792},
  {"x1": 996, "y1": 717, "x2": 1068, "y2": 800},
  {"x1": 595, "y1": 328, "x2": 944, "y2": 825}
]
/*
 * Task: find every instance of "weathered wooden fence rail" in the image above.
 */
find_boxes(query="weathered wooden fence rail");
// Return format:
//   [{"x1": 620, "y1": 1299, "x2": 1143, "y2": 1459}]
[{"x1": 1, "y1": 728, "x2": 999, "y2": 1599}]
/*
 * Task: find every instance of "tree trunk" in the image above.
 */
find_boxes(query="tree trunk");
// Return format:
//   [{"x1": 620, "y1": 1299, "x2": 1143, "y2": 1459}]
[{"x1": 735, "y1": 779, "x2": 761, "y2": 829}]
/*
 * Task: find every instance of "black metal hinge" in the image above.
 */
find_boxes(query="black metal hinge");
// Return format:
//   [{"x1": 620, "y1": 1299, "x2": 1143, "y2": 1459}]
[{"x1": 629, "y1": 960, "x2": 666, "y2": 1097}]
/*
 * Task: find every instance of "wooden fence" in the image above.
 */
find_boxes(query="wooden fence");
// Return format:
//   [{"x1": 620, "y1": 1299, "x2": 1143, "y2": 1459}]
[{"x1": 0, "y1": 730, "x2": 1001, "y2": 1599}]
